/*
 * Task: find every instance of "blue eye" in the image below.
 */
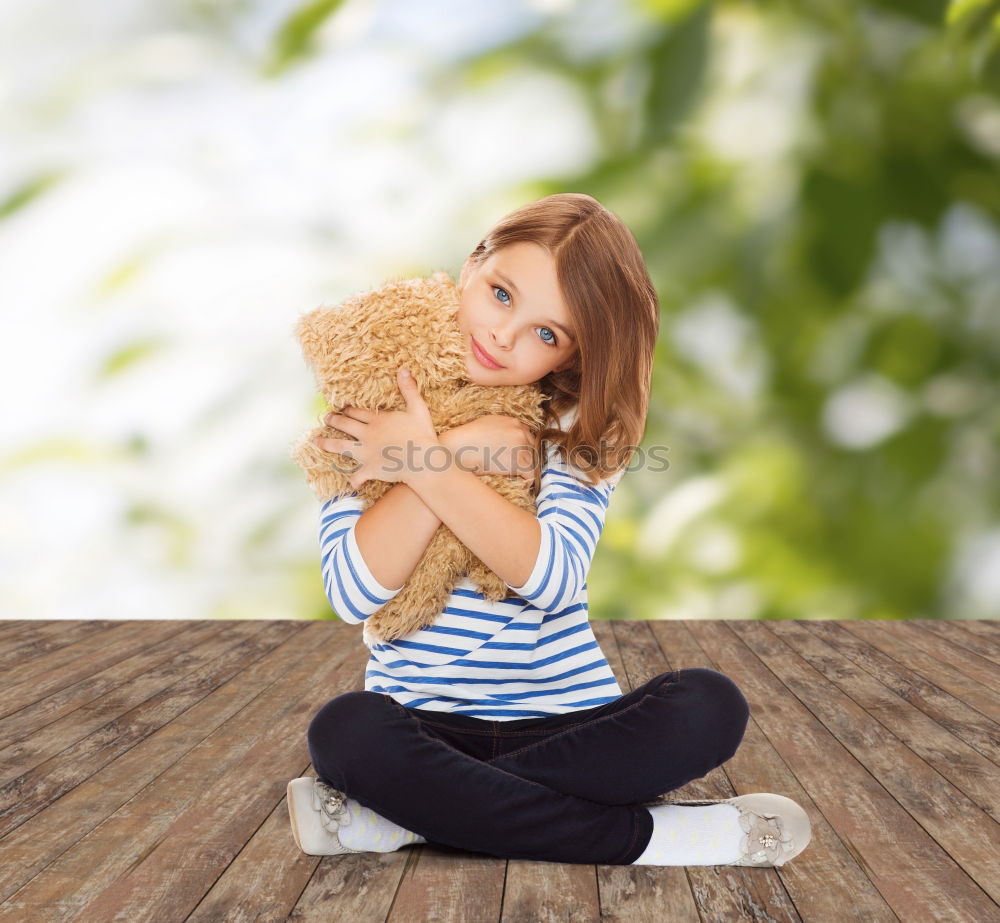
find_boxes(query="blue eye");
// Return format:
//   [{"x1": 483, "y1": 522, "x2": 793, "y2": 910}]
[{"x1": 491, "y1": 284, "x2": 558, "y2": 347}]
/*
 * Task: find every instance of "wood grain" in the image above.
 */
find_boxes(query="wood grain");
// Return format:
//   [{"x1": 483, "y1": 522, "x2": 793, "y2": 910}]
[{"x1": 0, "y1": 618, "x2": 996, "y2": 922}]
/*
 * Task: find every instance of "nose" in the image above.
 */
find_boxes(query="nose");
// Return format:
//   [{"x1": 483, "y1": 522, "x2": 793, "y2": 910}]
[{"x1": 489, "y1": 325, "x2": 513, "y2": 350}]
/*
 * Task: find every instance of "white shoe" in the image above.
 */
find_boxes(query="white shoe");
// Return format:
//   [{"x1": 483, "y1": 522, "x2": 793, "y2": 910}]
[
  {"x1": 286, "y1": 777, "x2": 367, "y2": 856},
  {"x1": 649, "y1": 793, "x2": 812, "y2": 867}
]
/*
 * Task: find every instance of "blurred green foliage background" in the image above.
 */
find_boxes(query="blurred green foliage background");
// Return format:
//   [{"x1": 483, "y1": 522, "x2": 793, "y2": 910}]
[{"x1": 2, "y1": 0, "x2": 998, "y2": 622}]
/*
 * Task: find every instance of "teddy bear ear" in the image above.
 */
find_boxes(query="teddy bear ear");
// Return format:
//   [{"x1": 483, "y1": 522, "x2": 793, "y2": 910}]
[{"x1": 295, "y1": 307, "x2": 340, "y2": 366}]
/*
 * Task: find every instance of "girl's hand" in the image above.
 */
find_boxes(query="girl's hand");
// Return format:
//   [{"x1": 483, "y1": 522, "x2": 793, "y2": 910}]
[
  {"x1": 312, "y1": 368, "x2": 441, "y2": 490},
  {"x1": 440, "y1": 416, "x2": 539, "y2": 482}
]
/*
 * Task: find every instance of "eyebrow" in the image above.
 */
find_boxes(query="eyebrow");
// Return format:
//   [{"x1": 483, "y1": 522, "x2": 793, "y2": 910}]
[{"x1": 494, "y1": 271, "x2": 577, "y2": 343}]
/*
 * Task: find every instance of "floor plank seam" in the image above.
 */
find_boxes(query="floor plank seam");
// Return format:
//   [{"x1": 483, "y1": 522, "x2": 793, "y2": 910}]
[
  {"x1": 830, "y1": 623, "x2": 1000, "y2": 770},
  {"x1": 808, "y1": 628, "x2": 1000, "y2": 729},
  {"x1": 4, "y1": 619, "x2": 996, "y2": 921},
  {"x1": 710, "y1": 622, "x2": 920, "y2": 911},
  {"x1": 0, "y1": 624, "x2": 297, "y2": 847}
]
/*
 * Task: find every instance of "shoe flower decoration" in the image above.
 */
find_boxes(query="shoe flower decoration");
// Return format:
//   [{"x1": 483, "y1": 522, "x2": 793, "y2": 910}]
[
  {"x1": 738, "y1": 809, "x2": 795, "y2": 865},
  {"x1": 313, "y1": 780, "x2": 363, "y2": 848}
]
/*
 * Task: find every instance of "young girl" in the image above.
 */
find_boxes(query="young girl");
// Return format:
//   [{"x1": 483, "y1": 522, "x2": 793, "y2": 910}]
[{"x1": 286, "y1": 194, "x2": 811, "y2": 867}]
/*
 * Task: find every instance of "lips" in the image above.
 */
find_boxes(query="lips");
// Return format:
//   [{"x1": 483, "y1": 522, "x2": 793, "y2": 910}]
[{"x1": 471, "y1": 338, "x2": 505, "y2": 369}]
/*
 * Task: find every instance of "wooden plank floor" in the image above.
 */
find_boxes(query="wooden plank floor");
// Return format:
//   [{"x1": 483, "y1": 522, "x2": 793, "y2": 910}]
[{"x1": 0, "y1": 618, "x2": 998, "y2": 922}]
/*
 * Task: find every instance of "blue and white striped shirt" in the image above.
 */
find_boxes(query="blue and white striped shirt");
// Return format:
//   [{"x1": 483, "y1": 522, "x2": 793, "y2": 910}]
[{"x1": 318, "y1": 440, "x2": 624, "y2": 720}]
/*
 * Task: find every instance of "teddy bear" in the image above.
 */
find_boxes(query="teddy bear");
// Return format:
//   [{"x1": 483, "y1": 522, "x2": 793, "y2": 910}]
[{"x1": 290, "y1": 270, "x2": 548, "y2": 647}]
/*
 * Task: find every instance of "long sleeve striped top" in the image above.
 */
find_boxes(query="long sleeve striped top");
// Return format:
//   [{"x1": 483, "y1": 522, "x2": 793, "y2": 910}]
[{"x1": 318, "y1": 439, "x2": 625, "y2": 720}]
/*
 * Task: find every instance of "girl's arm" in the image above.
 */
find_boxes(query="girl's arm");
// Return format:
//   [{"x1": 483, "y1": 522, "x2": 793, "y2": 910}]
[
  {"x1": 319, "y1": 493, "x2": 408, "y2": 624},
  {"x1": 405, "y1": 445, "x2": 623, "y2": 614},
  {"x1": 406, "y1": 469, "x2": 540, "y2": 588},
  {"x1": 353, "y1": 482, "x2": 441, "y2": 591},
  {"x1": 319, "y1": 421, "x2": 534, "y2": 622}
]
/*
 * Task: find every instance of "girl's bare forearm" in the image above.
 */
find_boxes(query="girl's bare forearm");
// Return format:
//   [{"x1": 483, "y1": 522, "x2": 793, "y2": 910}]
[
  {"x1": 353, "y1": 483, "x2": 443, "y2": 591},
  {"x1": 349, "y1": 428, "x2": 512, "y2": 592},
  {"x1": 405, "y1": 461, "x2": 540, "y2": 588}
]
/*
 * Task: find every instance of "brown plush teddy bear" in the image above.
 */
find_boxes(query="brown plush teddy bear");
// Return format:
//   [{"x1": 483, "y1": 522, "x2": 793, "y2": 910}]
[{"x1": 290, "y1": 270, "x2": 548, "y2": 646}]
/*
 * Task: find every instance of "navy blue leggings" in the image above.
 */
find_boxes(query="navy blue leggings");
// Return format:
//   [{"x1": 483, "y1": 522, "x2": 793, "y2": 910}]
[{"x1": 307, "y1": 667, "x2": 750, "y2": 865}]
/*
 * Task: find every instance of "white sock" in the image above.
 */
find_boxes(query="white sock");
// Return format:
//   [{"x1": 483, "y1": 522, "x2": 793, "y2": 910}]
[
  {"x1": 336, "y1": 797, "x2": 427, "y2": 852},
  {"x1": 631, "y1": 803, "x2": 743, "y2": 865}
]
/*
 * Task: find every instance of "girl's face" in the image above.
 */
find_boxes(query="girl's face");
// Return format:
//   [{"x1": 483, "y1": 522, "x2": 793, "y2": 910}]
[{"x1": 457, "y1": 241, "x2": 578, "y2": 387}]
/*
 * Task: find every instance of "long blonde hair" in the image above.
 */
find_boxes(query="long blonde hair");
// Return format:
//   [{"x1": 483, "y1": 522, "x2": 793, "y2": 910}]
[{"x1": 462, "y1": 193, "x2": 659, "y2": 486}]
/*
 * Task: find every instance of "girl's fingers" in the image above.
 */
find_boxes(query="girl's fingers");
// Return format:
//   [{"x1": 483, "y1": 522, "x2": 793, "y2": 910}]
[
  {"x1": 323, "y1": 413, "x2": 363, "y2": 436},
  {"x1": 326, "y1": 407, "x2": 371, "y2": 424},
  {"x1": 338, "y1": 439, "x2": 362, "y2": 457},
  {"x1": 312, "y1": 435, "x2": 361, "y2": 456}
]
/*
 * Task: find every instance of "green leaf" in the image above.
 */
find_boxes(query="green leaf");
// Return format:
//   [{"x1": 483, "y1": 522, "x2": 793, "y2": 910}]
[
  {"x1": 265, "y1": 0, "x2": 348, "y2": 75},
  {"x1": 946, "y1": 0, "x2": 997, "y2": 27},
  {"x1": 0, "y1": 171, "x2": 63, "y2": 220},
  {"x1": 868, "y1": 0, "x2": 949, "y2": 27},
  {"x1": 96, "y1": 339, "x2": 168, "y2": 380},
  {"x1": 643, "y1": 6, "x2": 711, "y2": 145},
  {"x1": 636, "y1": 0, "x2": 711, "y2": 23}
]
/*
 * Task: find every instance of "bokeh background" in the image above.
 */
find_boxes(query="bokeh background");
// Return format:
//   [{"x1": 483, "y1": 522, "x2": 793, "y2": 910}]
[{"x1": 2, "y1": 0, "x2": 999, "y2": 623}]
